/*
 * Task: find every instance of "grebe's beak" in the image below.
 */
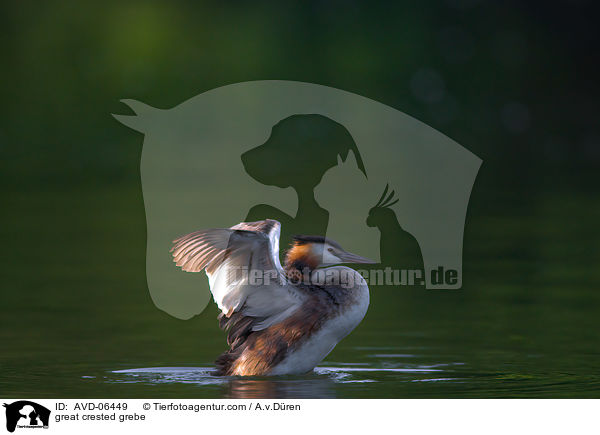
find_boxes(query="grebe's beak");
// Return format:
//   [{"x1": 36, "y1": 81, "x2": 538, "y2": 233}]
[{"x1": 337, "y1": 250, "x2": 376, "y2": 264}]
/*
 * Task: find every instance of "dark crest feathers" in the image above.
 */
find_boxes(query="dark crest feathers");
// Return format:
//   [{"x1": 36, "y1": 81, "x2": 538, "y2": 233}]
[{"x1": 292, "y1": 235, "x2": 342, "y2": 250}]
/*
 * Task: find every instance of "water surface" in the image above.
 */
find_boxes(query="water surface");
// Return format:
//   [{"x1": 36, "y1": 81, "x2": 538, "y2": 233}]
[{"x1": 1, "y1": 188, "x2": 599, "y2": 398}]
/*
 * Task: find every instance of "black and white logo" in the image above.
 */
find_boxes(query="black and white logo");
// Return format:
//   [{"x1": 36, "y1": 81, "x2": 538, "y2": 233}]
[{"x1": 3, "y1": 401, "x2": 50, "y2": 433}]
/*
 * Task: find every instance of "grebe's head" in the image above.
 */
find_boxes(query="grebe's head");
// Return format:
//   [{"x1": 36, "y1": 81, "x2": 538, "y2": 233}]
[{"x1": 285, "y1": 235, "x2": 375, "y2": 271}]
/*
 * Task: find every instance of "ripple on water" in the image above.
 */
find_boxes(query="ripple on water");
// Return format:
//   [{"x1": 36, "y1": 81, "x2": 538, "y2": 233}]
[
  {"x1": 93, "y1": 360, "x2": 475, "y2": 398},
  {"x1": 108, "y1": 367, "x2": 227, "y2": 386},
  {"x1": 105, "y1": 363, "x2": 458, "y2": 386}
]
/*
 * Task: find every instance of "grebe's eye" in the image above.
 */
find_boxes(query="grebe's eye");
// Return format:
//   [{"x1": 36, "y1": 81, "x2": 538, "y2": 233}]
[{"x1": 328, "y1": 247, "x2": 334, "y2": 253}]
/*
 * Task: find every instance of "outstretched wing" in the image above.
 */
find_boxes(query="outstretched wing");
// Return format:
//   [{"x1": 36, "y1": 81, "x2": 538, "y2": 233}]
[{"x1": 170, "y1": 219, "x2": 304, "y2": 333}]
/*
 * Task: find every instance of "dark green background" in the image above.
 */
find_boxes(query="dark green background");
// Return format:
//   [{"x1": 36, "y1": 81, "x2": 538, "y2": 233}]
[{"x1": 1, "y1": 1, "x2": 599, "y2": 398}]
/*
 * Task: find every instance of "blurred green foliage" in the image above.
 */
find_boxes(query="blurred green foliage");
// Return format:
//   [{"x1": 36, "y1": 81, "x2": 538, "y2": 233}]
[{"x1": 1, "y1": 0, "x2": 598, "y2": 189}]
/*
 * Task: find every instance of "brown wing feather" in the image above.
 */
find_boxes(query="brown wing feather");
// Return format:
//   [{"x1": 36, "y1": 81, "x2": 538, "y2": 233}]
[
  {"x1": 170, "y1": 219, "x2": 302, "y2": 323},
  {"x1": 171, "y1": 219, "x2": 310, "y2": 376},
  {"x1": 170, "y1": 220, "x2": 281, "y2": 274}
]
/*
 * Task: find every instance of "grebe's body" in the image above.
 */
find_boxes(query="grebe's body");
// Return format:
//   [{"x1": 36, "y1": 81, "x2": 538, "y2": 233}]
[
  {"x1": 171, "y1": 219, "x2": 373, "y2": 376},
  {"x1": 267, "y1": 273, "x2": 369, "y2": 375}
]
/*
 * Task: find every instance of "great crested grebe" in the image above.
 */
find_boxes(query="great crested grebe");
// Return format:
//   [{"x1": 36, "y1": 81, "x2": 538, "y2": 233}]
[{"x1": 171, "y1": 219, "x2": 375, "y2": 376}]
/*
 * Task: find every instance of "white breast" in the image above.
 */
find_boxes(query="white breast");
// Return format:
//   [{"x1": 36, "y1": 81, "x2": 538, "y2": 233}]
[{"x1": 269, "y1": 269, "x2": 370, "y2": 375}]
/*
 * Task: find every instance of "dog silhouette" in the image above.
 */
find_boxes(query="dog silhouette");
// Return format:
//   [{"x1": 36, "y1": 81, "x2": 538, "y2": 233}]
[{"x1": 241, "y1": 114, "x2": 367, "y2": 253}]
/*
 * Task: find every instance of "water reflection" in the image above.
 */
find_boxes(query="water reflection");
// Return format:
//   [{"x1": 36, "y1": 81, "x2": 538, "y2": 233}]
[
  {"x1": 110, "y1": 367, "x2": 226, "y2": 385},
  {"x1": 108, "y1": 367, "x2": 339, "y2": 398},
  {"x1": 106, "y1": 361, "x2": 458, "y2": 398},
  {"x1": 226, "y1": 377, "x2": 337, "y2": 399}
]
